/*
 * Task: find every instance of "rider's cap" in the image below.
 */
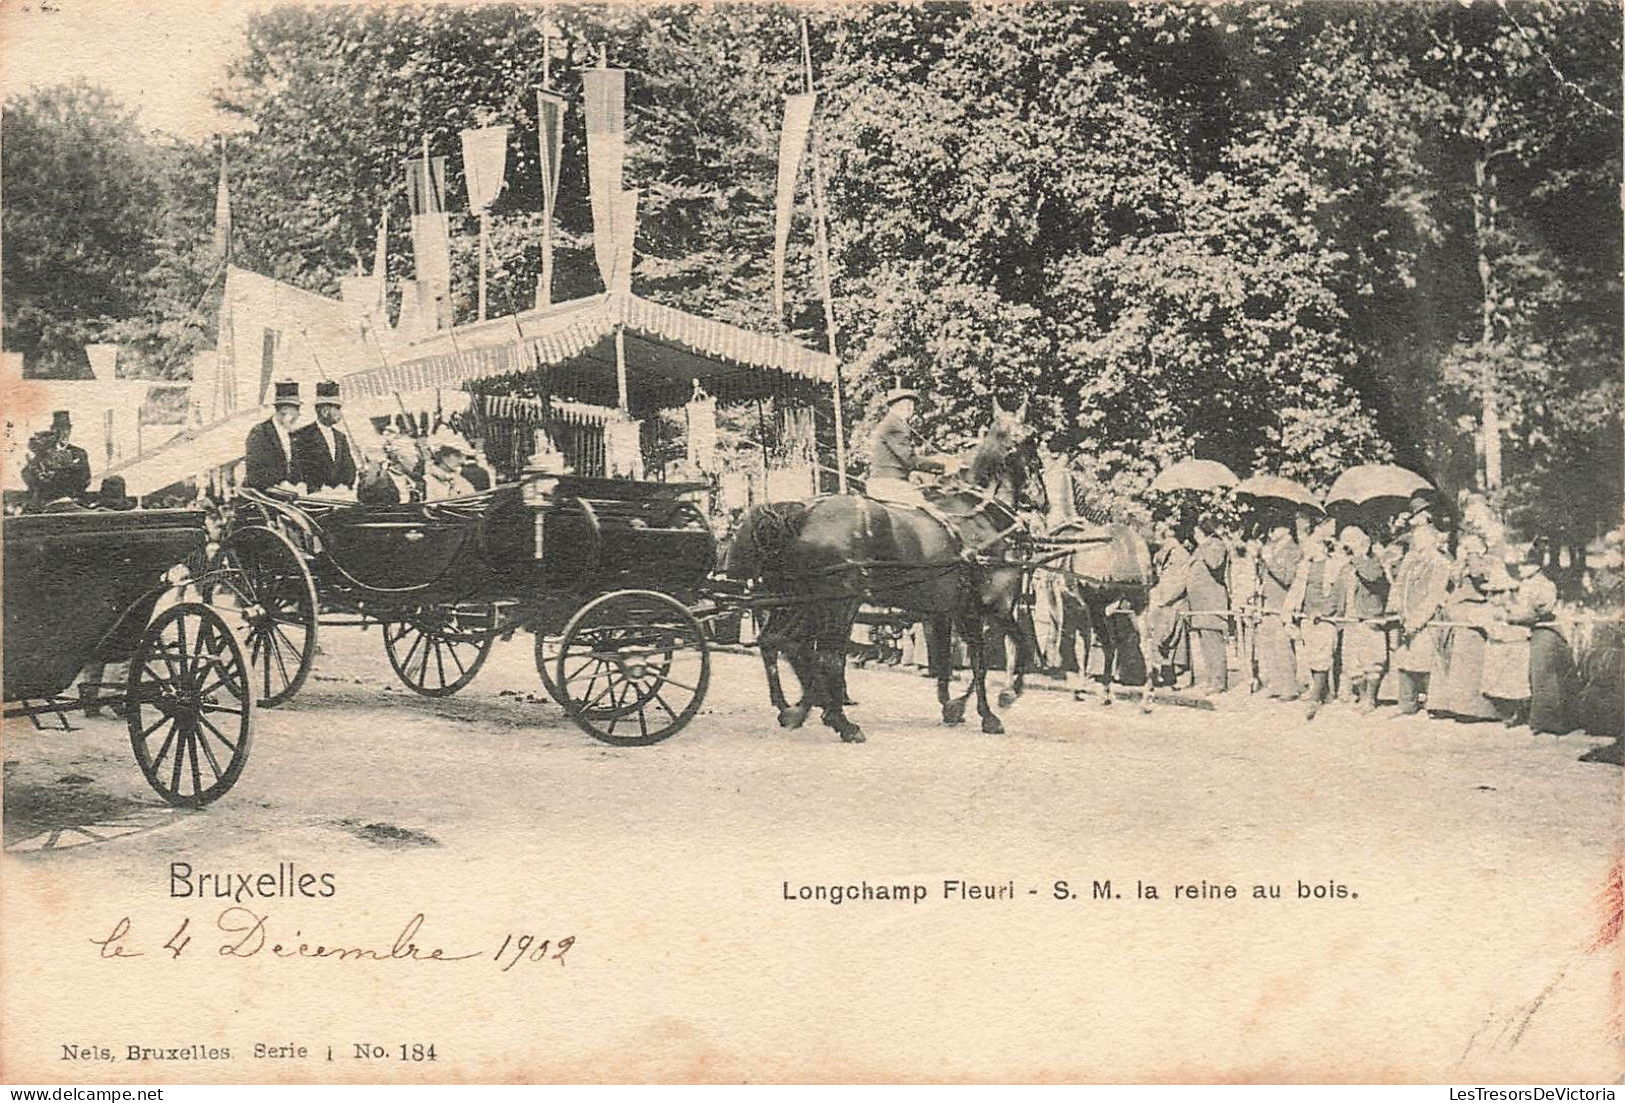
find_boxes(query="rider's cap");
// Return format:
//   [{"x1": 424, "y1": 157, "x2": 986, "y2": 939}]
[{"x1": 881, "y1": 387, "x2": 920, "y2": 409}]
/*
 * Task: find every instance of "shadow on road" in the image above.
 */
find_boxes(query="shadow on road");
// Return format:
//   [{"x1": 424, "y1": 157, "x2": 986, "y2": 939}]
[{"x1": 4, "y1": 775, "x2": 186, "y2": 854}]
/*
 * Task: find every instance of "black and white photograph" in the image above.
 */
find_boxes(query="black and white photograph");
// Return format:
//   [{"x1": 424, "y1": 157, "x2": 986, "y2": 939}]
[{"x1": 0, "y1": 0, "x2": 1620, "y2": 1086}]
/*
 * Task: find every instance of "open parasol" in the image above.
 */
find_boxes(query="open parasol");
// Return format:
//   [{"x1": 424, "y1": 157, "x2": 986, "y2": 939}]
[
  {"x1": 1235, "y1": 474, "x2": 1322, "y2": 511},
  {"x1": 1324, "y1": 464, "x2": 1432, "y2": 506},
  {"x1": 1149, "y1": 458, "x2": 1237, "y2": 493}
]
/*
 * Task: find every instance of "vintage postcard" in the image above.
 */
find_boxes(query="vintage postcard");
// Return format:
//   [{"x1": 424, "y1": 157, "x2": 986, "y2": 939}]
[{"x1": 1, "y1": 0, "x2": 1620, "y2": 1086}]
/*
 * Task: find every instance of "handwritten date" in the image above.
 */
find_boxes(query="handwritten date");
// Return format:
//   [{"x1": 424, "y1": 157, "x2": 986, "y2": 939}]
[{"x1": 90, "y1": 910, "x2": 575, "y2": 968}]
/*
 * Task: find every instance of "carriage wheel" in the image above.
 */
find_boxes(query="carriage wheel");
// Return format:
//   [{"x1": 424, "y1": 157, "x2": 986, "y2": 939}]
[
  {"x1": 553, "y1": 590, "x2": 710, "y2": 747},
  {"x1": 207, "y1": 525, "x2": 317, "y2": 708},
  {"x1": 384, "y1": 604, "x2": 497, "y2": 697},
  {"x1": 534, "y1": 633, "x2": 566, "y2": 706},
  {"x1": 127, "y1": 603, "x2": 254, "y2": 808}
]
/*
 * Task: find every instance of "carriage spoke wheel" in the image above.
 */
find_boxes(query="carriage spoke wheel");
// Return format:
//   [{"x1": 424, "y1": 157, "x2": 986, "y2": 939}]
[
  {"x1": 534, "y1": 633, "x2": 566, "y2": 707},
  {"x1": 554, "y1": 590, "x2": 709, "y2": 747},
  {"x1": 206, "y1": 525, "x2": 317, "y2": 708},
  {"x1": 384, "y1": 604, "x2": 497, "y2": 697},
  {"x1": 127, "y1": 603, "x2": 254, "y2": 808}
]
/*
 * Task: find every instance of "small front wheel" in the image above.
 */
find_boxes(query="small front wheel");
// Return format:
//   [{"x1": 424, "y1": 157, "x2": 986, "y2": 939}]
[
  {"x1": 384, "y1": 603, "x2": 497, "y2": 697},
  {"x1": 553, "y1": 590, "x2": 709, "y2": 746}
]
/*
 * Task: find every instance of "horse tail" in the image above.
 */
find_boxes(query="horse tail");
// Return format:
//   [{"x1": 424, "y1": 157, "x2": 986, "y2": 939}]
[{"x1": 724, "y1": 501, "x2": 814, "y2": 581}]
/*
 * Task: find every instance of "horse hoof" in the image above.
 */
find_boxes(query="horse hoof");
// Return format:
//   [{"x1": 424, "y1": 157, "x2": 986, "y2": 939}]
[
  {"x1": 942, "y1": 700, "x2": 966, "y2": 726},
  {"x1": 839, "y1": 726, "x2": 866, "y2": 744},
  {"x1": 982, "y1": 716, "x2": 1005, "y2": 735},
  {"x1": 997, "y1": 689, "x2": 1018, "y2": 709},
  {"x1": 778, "y1": 706, "x2": 808, "y2": 730}
]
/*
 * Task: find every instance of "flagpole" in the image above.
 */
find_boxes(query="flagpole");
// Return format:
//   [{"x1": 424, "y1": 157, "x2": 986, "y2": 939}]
[
  {"x1": 540, "y1": 35, "x2": 552, "y2": 309},
  {"x1": 801, "y1": 16, "x2": 847, "y2": 494},
  {"x1": 478, "y1": 210, "x2": 489, "y2": 322}
]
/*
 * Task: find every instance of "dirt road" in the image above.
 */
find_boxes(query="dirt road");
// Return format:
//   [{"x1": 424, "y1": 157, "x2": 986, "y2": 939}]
[{"x1": 3, "y1": 629, "x2": 1619, "y2": 1082}]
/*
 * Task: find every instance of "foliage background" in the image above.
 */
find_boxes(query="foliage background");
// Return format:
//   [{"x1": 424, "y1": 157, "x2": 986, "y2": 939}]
[{"x1": 2, "y1": 1, "x2": 1619, "y2": 549}]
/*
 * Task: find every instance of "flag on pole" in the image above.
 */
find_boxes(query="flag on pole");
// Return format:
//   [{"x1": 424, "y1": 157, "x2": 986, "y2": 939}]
[
  {"x1": 537, "y1": 91, "x2": 567, "y2": 216},
  {"x1": 404, "y1": 155, "x2": 452, "y2": 292},
  {"x1": 772, "y1": 93, "x2": 817, "y2": 323},
  {"x1": 460, "y1": 126, "x2": 509, "y2": 213},
  {"x1": 212, "y1": 138, "x2": 232, "y2": 262},
  {"x1": 535, "y1": 91, "x2": 568, "y2": 309},
  {"x1": 608, "y1": 189, "x2": 638, "y2": 295},
  {"x1": 582, "y1": 68, "x2": 627, "y2": 291}
]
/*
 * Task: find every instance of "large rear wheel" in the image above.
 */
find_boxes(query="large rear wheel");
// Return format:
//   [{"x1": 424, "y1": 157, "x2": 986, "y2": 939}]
[
  {"x1": 553, "y1": 590, "x2": 709, "y2": 747},
  {"x1": 127, "y1": 603, "x2": 254, "y2": 807}
]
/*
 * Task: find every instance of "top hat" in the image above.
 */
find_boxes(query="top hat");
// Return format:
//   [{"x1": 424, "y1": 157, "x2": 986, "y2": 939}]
[
  {"x1": 272, "y1": 380, "x2": 302, "y2": 408},
  {"x1": 51, "y1": 410, "x2": 72, "y2": 432},
  {"x1": 881, "y1": 387, "x2": 920, "y2": 409},
  {"x1": 314, "y1": 380, "x2": 342, "y2": 407}
]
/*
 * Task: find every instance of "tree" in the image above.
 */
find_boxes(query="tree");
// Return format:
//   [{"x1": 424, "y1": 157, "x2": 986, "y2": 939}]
[{"x1": 2, "y1": 82, "x2": 163, "y2": 376}]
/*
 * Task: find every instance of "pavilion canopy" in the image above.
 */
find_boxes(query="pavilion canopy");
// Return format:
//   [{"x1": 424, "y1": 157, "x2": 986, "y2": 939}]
[{"x1": 340, "y1": 291, "x2": 836, "y2": 416}]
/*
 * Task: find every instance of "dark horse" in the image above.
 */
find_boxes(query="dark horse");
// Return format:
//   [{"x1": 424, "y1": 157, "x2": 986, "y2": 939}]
[{"x1": 725, "y1": 405, "x2": 1042, "y2": 742}]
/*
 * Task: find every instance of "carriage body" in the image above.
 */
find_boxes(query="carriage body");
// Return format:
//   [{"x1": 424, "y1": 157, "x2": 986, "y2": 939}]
[
  {"x1": 3, "y1": 509, "x2": 205, "y2": 701},
  {"x1": 3, "y1": 508, "x2": 255, "y2": 806},
  {"x1": 214, "y1": 474, "x2": 717, "y2": 744}
]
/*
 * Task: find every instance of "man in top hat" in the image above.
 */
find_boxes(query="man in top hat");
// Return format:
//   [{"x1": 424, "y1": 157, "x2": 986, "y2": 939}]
[
  {"x1": 292, "y1": 380, "x2": 356, "y2": 493},
  {"x1": 867, "y1": 388, "x2": 943, "y2": 507},
  {"x1": 22, "y1": 411, "x2": 93, "y2": 508},
  {"x1": 244, "y1": 380, "x2": 306, "y2": 490}
]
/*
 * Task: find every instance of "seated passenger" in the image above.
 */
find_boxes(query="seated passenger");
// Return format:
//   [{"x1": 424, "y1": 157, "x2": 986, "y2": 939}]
[
  {"x1": 425, "y1": 435, "x2": 476, "y2": 500},
  {"x1": 867, "y1": 388, "x2": 943, "y2": 507}
]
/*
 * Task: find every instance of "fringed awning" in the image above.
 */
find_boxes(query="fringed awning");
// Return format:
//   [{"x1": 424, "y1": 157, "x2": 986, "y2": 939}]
[
  {"x1": 338, "y1": 293, "x2": 835, "y2": 409},
  {"x1": 476, "y1": 393, "x2": 621, "y2": 428}
]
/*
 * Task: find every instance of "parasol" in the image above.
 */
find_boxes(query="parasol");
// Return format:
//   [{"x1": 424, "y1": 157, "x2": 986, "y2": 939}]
[
  {"x1": 1235, "y1": 474, "x2": 1322, "y2": 511},
  {"x1": 1324, "y1": 464, "x2": 1433, "y2": 506},
  {"x1": 1149, "y1": 458, "x2": 1237, "y2": 493}
]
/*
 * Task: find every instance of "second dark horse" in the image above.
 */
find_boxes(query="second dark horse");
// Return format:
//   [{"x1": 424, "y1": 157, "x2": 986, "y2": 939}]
[{"x1": 725, "y1": 420, "x2": 1039, "y2": 743}]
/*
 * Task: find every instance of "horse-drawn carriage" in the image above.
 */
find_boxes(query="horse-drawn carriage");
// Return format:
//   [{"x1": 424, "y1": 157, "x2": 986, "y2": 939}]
[
  {"x1": 3, "y1": 508, "x2": 255, "y2": 806},
  {"x1": 209, "y1": 474, "x2": 716, "y2": 745}
]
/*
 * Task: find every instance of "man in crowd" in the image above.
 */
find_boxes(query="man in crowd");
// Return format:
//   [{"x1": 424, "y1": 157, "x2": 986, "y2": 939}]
[
  {"x1": 1258, "y1": 520, "x2": 1303, "y2": 699},
  {"x1": 1187, "y1": 514, "x2": 1230, "y2": 695},
  {"x1": 1339, "y1": 525, "x2": 1391, "y2": 712},
  {"x1": 292, "y1": 380, "x2": 356, "y2": 493},
  {"x1": 867, "y1": 388, "x2": 944, "y2": 507},
  {"x1": 1390, "y1": 501, "x2": 1452, "y2": 717},
  {"x1": 1287, "y1": 517, "x2": 1342, "y2": 720},
  {"x1": 244, "y1": 380, "x2": 305, "y2": 490}
]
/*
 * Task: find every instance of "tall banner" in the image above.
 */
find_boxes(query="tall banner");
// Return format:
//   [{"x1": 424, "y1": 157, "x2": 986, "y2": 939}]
[
  {"x1": 410, "y1": 214, "x2": 453, "y2": 292},
  {"x1": 609, "y1": 189, "x2": 638, "y2": 295},
  {"x1": 772, "y1": 92, "x2": 817, "y2": 322},
  {"x1": 371, "y1": 207, "x2": 389, "y2": 280},
  {"x1": 460, "y1": 126, "x2": 509, "y2": 213},
  {"x1": 536, "y1": 91, "x2": 568, "y2": 309},
  {"x1": 212, "y1": 140, "x2": 232, "y2": 262},
  {"x1": 404, "y1": 156, "x2": 452, "y2": 298},
  {"x1": 582, "y1": 68, "x2": 627, "y2": 290},
  {"x1": 404, "y1": 155, "x2": 448, "y2": 215}
]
